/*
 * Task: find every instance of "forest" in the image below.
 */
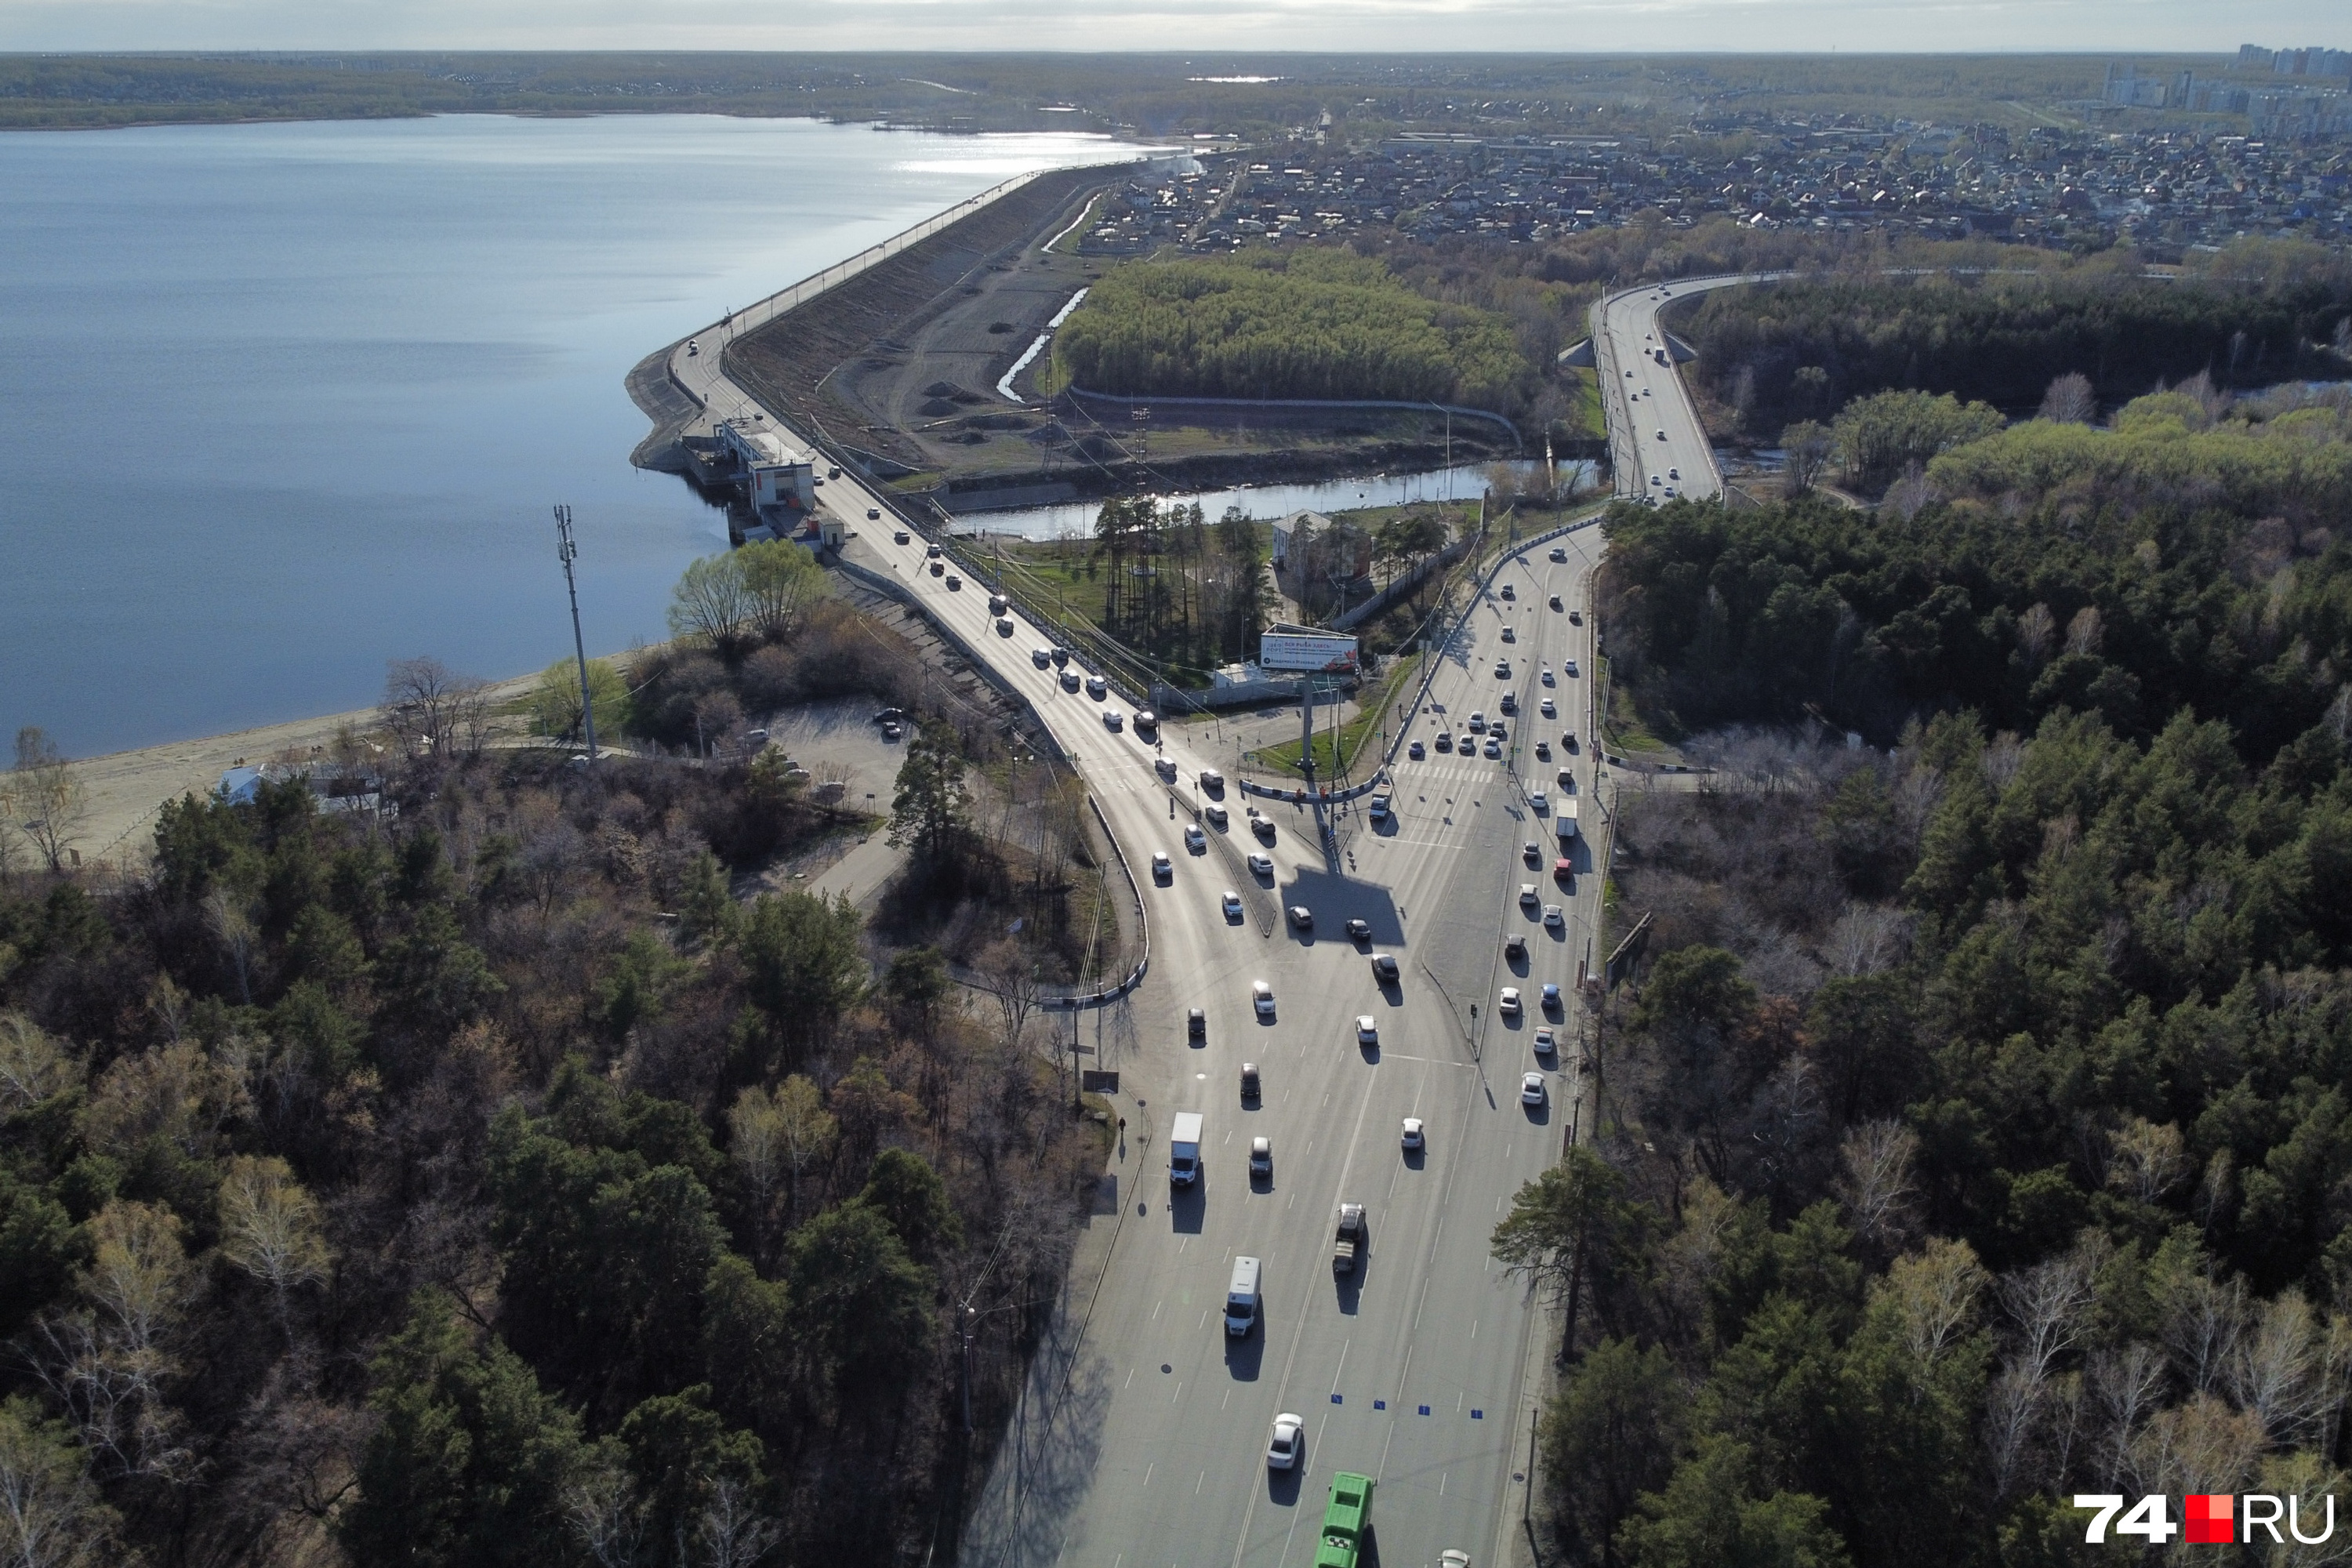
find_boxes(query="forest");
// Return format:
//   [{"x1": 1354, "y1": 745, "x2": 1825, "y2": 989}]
[
  {"x1": 1597, "y1": 382, "x2": 2352, "y2": 755},
  {"x1": 1051, "y1": 249, "x2": 1542, "y2": 415},
  {"x1": 0, "y1": 550, "x2": 1112, "y2": 1565},
  {"x1": 1498, "y1": 371, "x2": 2352, "y2": 1565},
  {"x1": 1675, "y1": 249, "x2": 2352, "y2": 438}
]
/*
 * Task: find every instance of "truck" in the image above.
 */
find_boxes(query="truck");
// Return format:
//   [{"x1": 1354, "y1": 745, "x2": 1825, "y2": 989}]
[
  {"x1": 1170, "y1": 1112, "x2": 1203, "y2": 1186},
  {"x1": 1332, "y1": 1203, "x2": 1367, "y2": 1275},
  {"x1": 1225, "y1": 1255, "x2": 1261, "y2": 1336},
  {"x1": 1315, "y1": 1472, "x2": 1375, "y2": 1567},
  {"x1": 1556, "y1": 798, "x2": 1579, "y2": 841}
]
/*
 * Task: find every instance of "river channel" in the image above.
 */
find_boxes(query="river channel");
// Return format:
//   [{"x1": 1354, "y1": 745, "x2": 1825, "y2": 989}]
[{"x1": 946, "y1": 459, "x2": 1601, "y2": 539}]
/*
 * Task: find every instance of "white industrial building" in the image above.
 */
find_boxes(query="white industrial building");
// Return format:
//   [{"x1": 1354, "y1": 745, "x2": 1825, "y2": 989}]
[{"x1": 718, "y1": 417, "x2": 815, "y2": 515}]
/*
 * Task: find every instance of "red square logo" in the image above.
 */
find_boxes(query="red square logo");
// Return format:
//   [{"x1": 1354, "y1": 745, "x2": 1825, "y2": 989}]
[{"x1": 2185, "y1": 1494, "x2": 2233, "y2": 1544}]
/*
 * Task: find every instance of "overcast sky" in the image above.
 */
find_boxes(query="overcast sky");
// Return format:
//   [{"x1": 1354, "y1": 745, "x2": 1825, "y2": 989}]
[{"x1": 0, "y1": 0, "x2": 2341, "y2": 56}]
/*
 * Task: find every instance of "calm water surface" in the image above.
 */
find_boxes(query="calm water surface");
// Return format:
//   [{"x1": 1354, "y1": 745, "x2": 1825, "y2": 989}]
[{"x1": 0, "y1": 116, "x2": 1136, "y2": 756}]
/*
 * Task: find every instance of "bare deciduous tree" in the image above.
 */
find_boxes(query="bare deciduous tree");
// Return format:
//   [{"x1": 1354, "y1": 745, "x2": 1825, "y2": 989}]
[
  {"x1": 2106, "y1": 1116, "x2": 2187, "y2": 1207},
  {"x1": 1880, "y1": 1234, "x2": 1987, "y2": 1368},
  {"x1": 2001, "y1": 1236, "x2": 2104, "y2": 1384},
  {"x1": 2090, "y1": 1341, "x2": 2167, "y2": 1490},
  {"x1": 382, "y1": 657, "x2": 487, "y2": 760},
  {"x1": 217, "y1": 1156, "x2": 332, "y2": 1338},
  {"x1": 564, "y1": 1455, "x2": 648, "y2": 1568},
  {"x1": 32, "y1": 1201, "x2": 196, "y2": 1481},
  {"x1": 1984, "y1": 1359, "x2": 2045, "y2": 1501},
  {"x1": 1835, "y1": 1120, "x2": 1919, "y2": 1255},
  {"x1": 0, "y1": 1397, "x2": 125, "y2": 1568},
  {"x1": 1824, "y1": 902, "x2": 1908, "y2": 978},
  {"x1": 2038, "y1": 371, "x2": 2098, "y2": 424},
  {"x1": 5, "y1": 728, "x2": 91, "y2": 875},
  {"x1": 2017, "y1": 602, "x2": 2056, "y2": 667},
  {"x1": 0, "y1": 1014, "x2": 78, "y2": 1113},
  {"x1": 2160, "y1": 1265, "x2": 2248, "y2": 1396},
  {"x1": 695, "y1": 1475, "x2": 782, "y2": 1568}
]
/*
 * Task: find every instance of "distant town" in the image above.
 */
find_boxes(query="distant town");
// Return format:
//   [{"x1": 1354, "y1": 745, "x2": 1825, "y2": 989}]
[{"x1": 1073, "y1": 52, "x2": 2347, "y2": 263}]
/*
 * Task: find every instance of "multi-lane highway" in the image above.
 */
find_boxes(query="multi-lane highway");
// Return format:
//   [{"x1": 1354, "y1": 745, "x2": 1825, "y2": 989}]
[
  {"x1": 1591, "y1": 274, "x2": 1770, "y2": 506},
  {"x1": 654, "y1": 256, "x2": 1675, "y2": 1566}
]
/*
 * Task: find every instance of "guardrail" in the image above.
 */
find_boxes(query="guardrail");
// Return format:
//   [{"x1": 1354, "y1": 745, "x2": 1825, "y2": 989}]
[
  {"x1": 1041, "y1": 795, "x2": 1150, "y2": 1011},
  {"x1": 1379, "y1": 501, "x2": 1613, "y2": 773}
]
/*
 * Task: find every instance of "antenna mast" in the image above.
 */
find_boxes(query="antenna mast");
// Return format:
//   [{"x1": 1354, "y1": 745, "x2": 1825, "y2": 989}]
[{"x1": 554, "y1": 505, "x2": 597, "y2": 763}]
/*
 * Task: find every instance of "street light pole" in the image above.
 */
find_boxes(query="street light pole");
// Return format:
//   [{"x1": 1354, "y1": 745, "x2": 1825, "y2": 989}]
[{"x1": 554, "y1": 505, "x2": 597, "y2": 763}]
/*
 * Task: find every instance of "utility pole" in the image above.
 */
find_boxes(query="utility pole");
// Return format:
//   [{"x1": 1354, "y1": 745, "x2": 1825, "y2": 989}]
[{"x1": 554, "y1": 505, "x2": 597, "y2": 763}]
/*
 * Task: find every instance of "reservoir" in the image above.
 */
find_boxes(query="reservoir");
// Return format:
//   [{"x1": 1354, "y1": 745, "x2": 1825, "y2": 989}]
[{"x1": 0, "y1": 115, "x2": 1134, "y2": 757}]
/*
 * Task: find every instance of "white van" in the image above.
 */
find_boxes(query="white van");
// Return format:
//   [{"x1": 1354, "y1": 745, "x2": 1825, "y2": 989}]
[
  {"x1": 1226, "y1": 1255, "x2": 1262, "y2": 1336},
  {"x1": 1170, "y1": 1112, "x2": 1203, "y2": 1185}
]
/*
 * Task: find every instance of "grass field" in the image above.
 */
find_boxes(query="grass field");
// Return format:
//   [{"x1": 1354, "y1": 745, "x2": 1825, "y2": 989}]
[{"x1": 1252, "y1": 655, "x2": 1421, "y2": 780}]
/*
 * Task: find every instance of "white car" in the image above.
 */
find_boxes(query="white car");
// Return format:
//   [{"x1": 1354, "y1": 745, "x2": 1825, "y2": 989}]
[
  {"x1": 1543, "y1": 904, "x2": 1564, "y2": 928},
  {"x1": 1540, "y1": 698, "x2": 1556, "y2": 718},
  {"x1": 1668, "y1": 466, "x2": 1681, "y2": 480},
  {"x1": 1534, "y1": 1025, "x2": 1556, "y2": 1054},
  {"x1": 1185, "y1": 825, "x2": 1207, "y2": 851},
  {"x1": 1222, "y1": 889, "x2": 1244, "y2": 920},
  {"x1": 1267, "y1": 1413, "x2": 1305, "y2": 1470},
  {"x1": 1530, "y1": 790, "x2": 1549, "y2": 812},
  {"x1": 1401, "y1": 1117, "x2": 1425, "y2": 1152},
  {"x1": 1563, "y1": 659, "x2": 1579, "y2": 677},
  {"x1": 1649, "y1": 474, "x2": 1661, "y2": 487},
  {"x1": 1356, "y1": 1016, "x2": 1378, "y2": 1045},
  {"x1": 1252, "y1": 981, "x2": 1276, "y2": 1016},
  {"x1": 1104, "y1": 710, "x2": 1123, "y2": 731},
  {"x1": 1499, "y1": 987, "x2": 1523, "y2": 1016},
  {"x1": 1205, "y1": 803, "x2": 1229, "y2": 827},
  {"x1": 1150, "y1": 851, "x2": 1172, "y2": 881},
  {"x1": 1247, "y1": 852, "x2": 1274, "y2": 877},
  {"x1": 1522, "y1": 1073, "x2": 1547, "y2": 1105}
]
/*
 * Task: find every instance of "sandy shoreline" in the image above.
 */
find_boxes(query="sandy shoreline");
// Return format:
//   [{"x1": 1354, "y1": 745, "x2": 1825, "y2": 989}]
[{"x1": 67, "y1": 666, "x2": 551, "y2": 872}]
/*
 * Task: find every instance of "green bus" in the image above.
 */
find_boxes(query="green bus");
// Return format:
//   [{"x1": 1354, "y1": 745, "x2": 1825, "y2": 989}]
[{"x1": 1313, "y1": 1471, "x2": 1375, "y2": 1567}]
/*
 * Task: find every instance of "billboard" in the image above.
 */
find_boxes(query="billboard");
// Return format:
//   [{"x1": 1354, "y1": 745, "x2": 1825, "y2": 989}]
[{"x1": 1261, "y1": 627, "x2": 1359, "y2": 673}]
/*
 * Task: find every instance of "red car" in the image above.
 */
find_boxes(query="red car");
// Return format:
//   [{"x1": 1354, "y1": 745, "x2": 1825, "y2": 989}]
[{"x1": 1554, "y1": 858, "x2": 1573, "y2": 881}]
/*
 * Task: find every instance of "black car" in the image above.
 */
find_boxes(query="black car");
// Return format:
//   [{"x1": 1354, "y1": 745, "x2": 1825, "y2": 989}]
[
  {"x1": 1345, "y1": 918, "x2": 1371, "y2": 942},
  {"x1": 873, "y1": 707, "x2": 906, "y2": 725},
  {"x1": 1188, "y1": 1008, "x2": 1206, "y2": 1040},
  {"x1": 1370, "y1": 953, "x2": 1399, "y2": 982}
]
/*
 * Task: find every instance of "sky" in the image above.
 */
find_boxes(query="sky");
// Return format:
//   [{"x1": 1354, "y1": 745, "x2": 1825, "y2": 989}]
[{"x1": 0, "y1": 0, "x2": 2342, "y2": 56}]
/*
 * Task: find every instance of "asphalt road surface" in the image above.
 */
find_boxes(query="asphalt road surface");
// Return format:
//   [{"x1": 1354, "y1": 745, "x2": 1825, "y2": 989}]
[
  {"x1": 662, "y1": 286, "x2": 1624, "y2": 1567},
  {"x1": 1592, "y1": 273, "x2": 1777, "y2": 506}
]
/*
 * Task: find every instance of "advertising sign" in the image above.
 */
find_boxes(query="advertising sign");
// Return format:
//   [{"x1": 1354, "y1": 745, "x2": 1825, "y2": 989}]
[{"x1": 1261, "y1": 628, "x2": 1359, "y2": 673}]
